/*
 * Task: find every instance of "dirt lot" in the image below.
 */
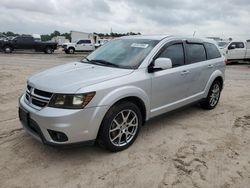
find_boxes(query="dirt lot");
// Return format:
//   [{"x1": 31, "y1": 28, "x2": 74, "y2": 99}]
[{"x1": 0, "y1": 52, "x2": 250, "y2": 188}]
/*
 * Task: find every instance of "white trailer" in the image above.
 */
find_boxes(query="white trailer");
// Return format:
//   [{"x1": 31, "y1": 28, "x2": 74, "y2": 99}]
[{"x1": 70, "y1": 31, "x2": 99, "y2": 44}]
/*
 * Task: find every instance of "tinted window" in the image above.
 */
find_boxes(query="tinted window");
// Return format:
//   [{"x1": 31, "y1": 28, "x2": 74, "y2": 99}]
[
  {"x1": 77, "y1": 40, "x2": 84, "y2": 44},
  {"x1": 24, "y1": 37, "x2": 33, "y2": 43},
  {"x1": 204, "y1": 42, "x2": 221, "y2": 59},
  {"x1": 186, "y1": 43, "x2": 206, "y2": 64},
  {"x1": 159, "y1": 44, "x2": 185, "y2": 67},
  {"x1": 229, "y1": 42, "x2": 245, "y2": 48},
  {"x1": 83, "y1": 40, "x2": 91, "y2": 44}
]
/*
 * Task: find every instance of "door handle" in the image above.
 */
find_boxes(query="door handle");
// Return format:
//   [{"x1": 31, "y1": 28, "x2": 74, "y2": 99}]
[
  {"x1": 208, "y1": 64, "x2": 214, "y2": 68},
  {"x1": 181, "y1": 70, "x2": 190, "y2": 75}
]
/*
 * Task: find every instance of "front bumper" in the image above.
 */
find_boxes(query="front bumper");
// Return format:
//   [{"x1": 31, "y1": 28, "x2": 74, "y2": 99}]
[{"x1": 19, "y1": 94, "x2": 108, "y2": 145}]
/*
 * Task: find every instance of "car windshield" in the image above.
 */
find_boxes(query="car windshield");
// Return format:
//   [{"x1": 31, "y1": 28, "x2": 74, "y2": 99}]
[
  {"x1": 217, "y1": 41, "x2": 229, "y2": 48},
  {"x1": 81, "y1": 38, "x2": 159, "y2": 69}
]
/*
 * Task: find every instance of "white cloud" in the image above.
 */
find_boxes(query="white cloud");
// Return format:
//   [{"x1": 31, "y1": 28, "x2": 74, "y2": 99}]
[{"x1": 0, "y1": 0, "x2": 250, "y2": 40}]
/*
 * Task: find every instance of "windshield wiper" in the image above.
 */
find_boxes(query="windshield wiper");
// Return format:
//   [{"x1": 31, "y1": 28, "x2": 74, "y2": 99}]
[
  {"x1": 81, "y1": 57, "x2": 90, "y2": 62},
  {"x1": 90, "y1": 59, "x2": 119, "y2": 67}
]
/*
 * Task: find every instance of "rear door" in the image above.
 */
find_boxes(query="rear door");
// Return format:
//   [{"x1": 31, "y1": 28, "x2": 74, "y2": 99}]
[
  {"x1": 24, "y1": 37, "x2": 34, "y2": 49},
  {"x1": 183, "y1": 42, "x2": 211, "y2": 97},
  {"x1": 83, "y1": 40, "x2": 94, "y2": 51},
  {"x1": 76, "y1": 40, "x2": 94, "y2": 51}
]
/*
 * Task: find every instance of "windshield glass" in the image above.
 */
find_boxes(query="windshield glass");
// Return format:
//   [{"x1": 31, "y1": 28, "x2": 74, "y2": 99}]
[
  {"x1": 82, "y1": 39, "x2": 159, "y2": 69},
  {"x1": 217, "y1": 41, "x2": 229, "y2": 48}
]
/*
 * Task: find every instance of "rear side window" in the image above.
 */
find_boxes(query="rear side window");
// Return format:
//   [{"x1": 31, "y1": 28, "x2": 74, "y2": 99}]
[
  {"x1": 204, "y1": 42, "x2": 221, "y2": 59},
  {"x1": 83, "y1": 40, "x2": 91, "y2": 44},
  {"x1": 186, "y1": 43, "x2": 206, "y2": 64},
  {"x1": 159, "y1": 44, "x2": 185, "y2": 67}
]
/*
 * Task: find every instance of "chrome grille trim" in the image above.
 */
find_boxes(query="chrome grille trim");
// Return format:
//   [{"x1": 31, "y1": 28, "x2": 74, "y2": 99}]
[{"x1": 25, "y1": 85, "x2": 53, "y2": 108}]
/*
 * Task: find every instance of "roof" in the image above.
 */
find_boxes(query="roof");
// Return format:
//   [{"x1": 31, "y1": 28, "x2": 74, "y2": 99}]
[
  {"x1": 120, "y1": 35, "x2": 216, "y2": 44},
  {"x1": 121, "y1": 35, "x2": 170, "y2": 40}
]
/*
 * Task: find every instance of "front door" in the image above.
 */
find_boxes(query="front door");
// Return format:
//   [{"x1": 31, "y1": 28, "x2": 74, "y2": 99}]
[
  {"x1": 227, "y1": 42, "x2": 246, "y2": 60},
  {"x1": 150, "y1": 41, "x2": 191, "y2": 117}
]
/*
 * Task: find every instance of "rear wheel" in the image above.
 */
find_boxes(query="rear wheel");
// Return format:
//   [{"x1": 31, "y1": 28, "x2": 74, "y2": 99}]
[
  {"x1": 200, "y1": 80, "x2": 222, "y2": 110},
  {"x1": 98, "y1": 102, "x2": 142, "y2": 152},
  {"x1": 3, "y1": 46, "x2": 12, "y2": 53},
  {"x1": 45, "y1": 47, "x2": 53, "y2": 54}
]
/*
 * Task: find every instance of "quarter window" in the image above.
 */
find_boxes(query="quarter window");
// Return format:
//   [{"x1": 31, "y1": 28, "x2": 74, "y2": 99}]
[
  {"x1": 186, "y1": 43, "x2": 206, "y2": 64},
  {"x1": 204, "y1": 42, "x2": 221, "y2": 59},
  {"x1": 158, "y1": 44, "x2": 185, "y2": 67}
]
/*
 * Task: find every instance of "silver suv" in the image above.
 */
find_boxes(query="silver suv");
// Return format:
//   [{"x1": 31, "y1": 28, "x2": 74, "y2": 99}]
[{"x1": 19, "y1": 35, "x2": 225, "y2": 151}]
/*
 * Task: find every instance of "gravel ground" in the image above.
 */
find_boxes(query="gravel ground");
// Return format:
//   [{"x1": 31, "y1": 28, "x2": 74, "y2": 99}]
[{"x1": 0, "y1": 52, "x2": 250, "y2": 188}]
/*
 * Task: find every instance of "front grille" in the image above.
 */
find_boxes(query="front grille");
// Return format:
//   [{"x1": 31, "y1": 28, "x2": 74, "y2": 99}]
[
  {"x1": 34, "y1": 89, "x2": 53, "y2": 98},
  {"x1": 26, "y1": 85, "x2": 52, "y2": 108},
  {"x1": 32, "y1": 98, "x2": 48, "y2": 107}
]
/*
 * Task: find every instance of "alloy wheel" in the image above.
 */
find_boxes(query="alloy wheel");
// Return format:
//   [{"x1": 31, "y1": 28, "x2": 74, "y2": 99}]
[
  {"x1": 209, "y1": 83, "x2": 220, "y2": 107},
  {"x1": 109, "y1": 109, "x2": 138, "y2": 147}
]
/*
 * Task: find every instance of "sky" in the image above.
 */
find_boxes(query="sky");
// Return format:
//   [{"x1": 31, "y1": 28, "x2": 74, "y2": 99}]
[{"x1": 0, "y1": 0, "x2": 250, "y2": 40}]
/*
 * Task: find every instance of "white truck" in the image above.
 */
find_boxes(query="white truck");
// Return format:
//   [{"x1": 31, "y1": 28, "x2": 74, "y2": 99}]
[
  {"x1": 220, "y1": 41, "x2": 250, "y2": 63},
  {"x1": 62, "y1": 39, "x2": 95, "y2": 54}
]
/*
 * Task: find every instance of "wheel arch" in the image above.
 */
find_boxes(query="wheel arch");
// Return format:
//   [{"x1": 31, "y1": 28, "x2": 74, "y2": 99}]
[
  {"x1": 110, "y1": 96, "x2": 147, "y2": 125},
  {"x1": 96, "y1": 86, "x2": 150, "y2": 124},
  {"x1": 204, "y1": 70, "x2": 224, "y2": 97}
]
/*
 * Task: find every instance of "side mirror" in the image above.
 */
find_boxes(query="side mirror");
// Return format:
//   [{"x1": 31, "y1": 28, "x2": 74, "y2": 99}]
[
  {"x1": 149, "y1": 58, "x2": 172, "y2": 73},
  {"x1": 154, "y1": 58, "x2": 172, "y2": 69}
]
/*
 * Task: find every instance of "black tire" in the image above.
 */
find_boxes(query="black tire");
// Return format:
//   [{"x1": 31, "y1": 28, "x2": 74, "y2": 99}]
[
  {"x1": 97, "y1": 101, "x2": 142, "y2": 152},
  {"x1": 45, "y1": 47, "x2": 53, "y2": 54},
  {"x1": 200, "y1": 80, "x2": 222, "y2": 110},
  {"x1": 68, "y1": 48, "x2": 75, "y2": 54},
  {"x1": 3, "y1": 46, "x2": 12, "y2": 53}
]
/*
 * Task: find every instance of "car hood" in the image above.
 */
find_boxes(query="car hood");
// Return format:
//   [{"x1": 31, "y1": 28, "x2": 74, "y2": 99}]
[{"x1": 28, "y1": 62, "x2": 134, "y2": 93}]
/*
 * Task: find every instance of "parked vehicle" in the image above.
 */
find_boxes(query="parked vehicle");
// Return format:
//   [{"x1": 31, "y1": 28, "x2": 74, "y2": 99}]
[
  {"x1": 0, "y1": 35, "x2": 58, "y2": 54},
  {"x1": 19, "y1": 35, "x2": 225, "y2": 151},
  {"x1": 220, "y1": 41, "x2": 250, "y2": 63},
  {"x1": 62, "y1": 39, "x2": 95, "y2": 54},
  {"x1": 95, "y1": 39, "x2": 111, "y2": 48}
]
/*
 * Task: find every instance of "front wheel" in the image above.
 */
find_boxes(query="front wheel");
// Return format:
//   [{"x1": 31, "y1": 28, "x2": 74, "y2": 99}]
[
  {"x1": 45, "y1": 47, "x2": 53, "y2": 54},
  {"x1": 67, "y1": 48, "x2": 75, "y2": 54},
  {"x1": 98, "y1": 102, "x2": 142, "y2": 152},
  {"x1": 200, "y1": 80, "x2": 222, "y2": 110}
]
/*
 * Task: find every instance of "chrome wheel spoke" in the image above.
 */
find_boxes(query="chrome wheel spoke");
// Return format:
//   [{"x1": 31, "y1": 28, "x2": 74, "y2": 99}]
[
  {"x1": 109, "y1": 109, "x2": 138, "y2": 147},
  {"x1": 118, "y1": 133, "x2": 122, "y2": 146},
  {"x1": 109, "y1": 126, "x2": 120, "y2": 133},
  {"x1": 209, "y1": 83, "x2": 220, "y2": 107},
  {"x1": 111, "y1": 133, "x2": 121, "y2": 142}
]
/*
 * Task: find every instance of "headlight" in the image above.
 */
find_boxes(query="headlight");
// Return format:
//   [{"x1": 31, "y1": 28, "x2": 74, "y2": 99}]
[{"x1": 48, "y1": 92, "x2": 95, "y2": 109}]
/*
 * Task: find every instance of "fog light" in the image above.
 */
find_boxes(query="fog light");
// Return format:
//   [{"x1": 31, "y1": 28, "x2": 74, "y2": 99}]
[{"x1": 48, "y1": 129, "x2": 68, "y2": 142}]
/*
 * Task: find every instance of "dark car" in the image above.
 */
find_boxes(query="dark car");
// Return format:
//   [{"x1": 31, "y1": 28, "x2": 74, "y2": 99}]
[{"x1": 0, "y1": 35, "x2": 58, "y2": 54}]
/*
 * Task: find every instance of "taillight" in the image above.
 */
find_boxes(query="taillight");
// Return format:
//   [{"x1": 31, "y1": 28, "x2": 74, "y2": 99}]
[{"x1": 224, "y1": 59, "x2": 228, "y2": 65}]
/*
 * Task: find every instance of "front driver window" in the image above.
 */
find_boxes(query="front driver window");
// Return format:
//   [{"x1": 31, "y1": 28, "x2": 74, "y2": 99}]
[{"x1": 158, "y1": 44, "x2": 185, "y2": 67}]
